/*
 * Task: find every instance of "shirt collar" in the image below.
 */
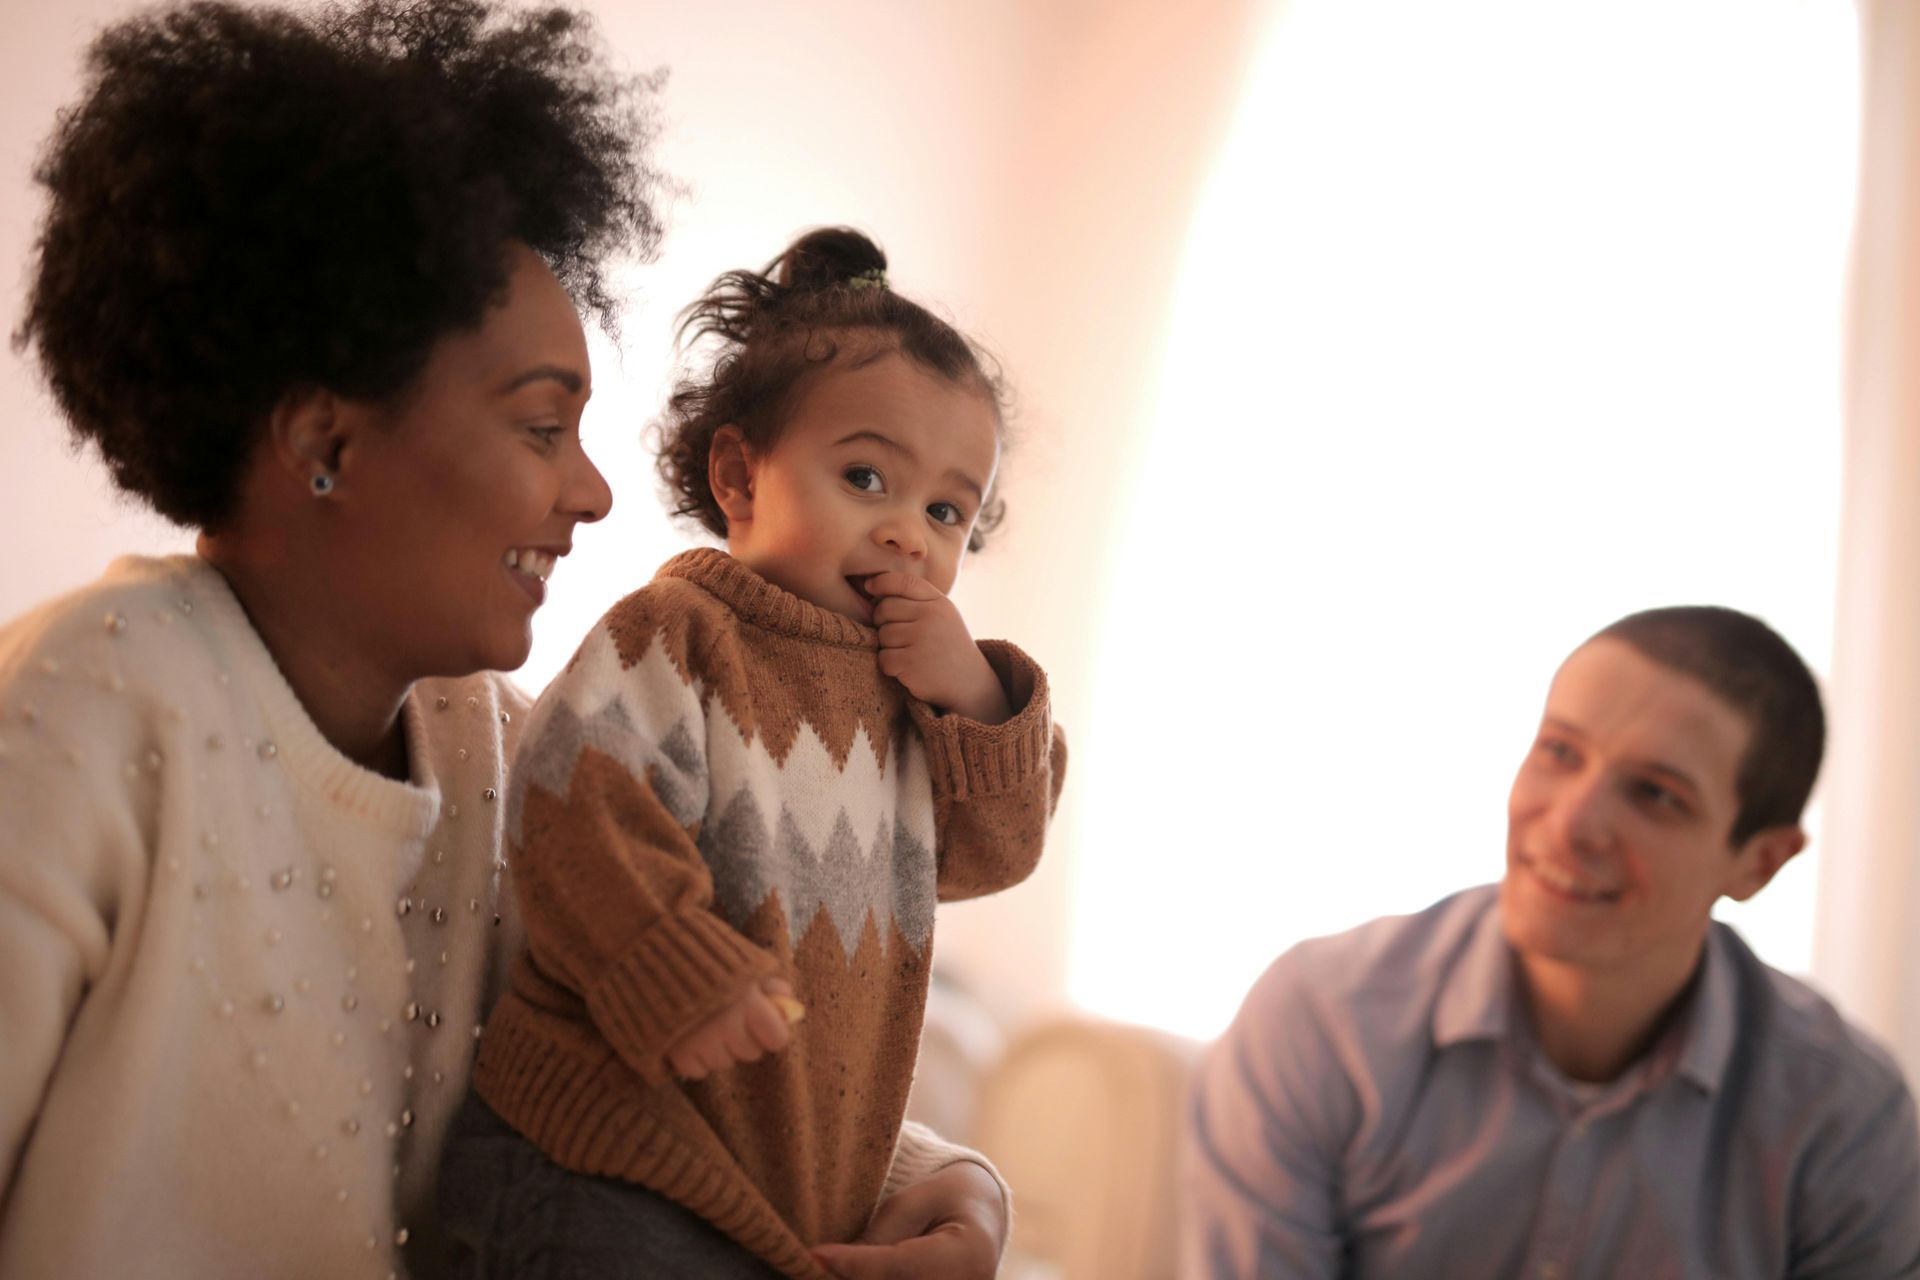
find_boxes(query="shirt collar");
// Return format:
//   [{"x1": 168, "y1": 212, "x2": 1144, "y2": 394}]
[
  {"x1": 1671, "y1": 923, "x2": 1737, "y2": 1093},
  {"x1": 1430, "y1": 889, "x2": 1739, "y2": 1095},
  {"x1": 1431, "y1": 891, "x2": 1520, "y2": 1048}
]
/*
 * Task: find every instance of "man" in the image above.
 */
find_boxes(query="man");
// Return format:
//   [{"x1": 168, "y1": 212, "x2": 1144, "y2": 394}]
[{"x1": 1184, "y1": 607, "x2": 1920, "y2": 1278}]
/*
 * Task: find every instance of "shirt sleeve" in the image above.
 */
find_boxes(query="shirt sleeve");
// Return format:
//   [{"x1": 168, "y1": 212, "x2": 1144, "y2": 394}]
[
  {"x1": 907, "y1": 640, "x2": 1067, "y2": 902},
  {"x1": 1790, "y1": 1075, "x2": 1920, "y2": 1279},
  {"x1": 1181, "y1": 950, "x2": 1355, "y2": 1279},
  {"x1": 0, "y1": 635, "x2": 145, "y2": 1195},
  {"x1": 505, "y1": 617, "x2": 778, "y2": 1087}
]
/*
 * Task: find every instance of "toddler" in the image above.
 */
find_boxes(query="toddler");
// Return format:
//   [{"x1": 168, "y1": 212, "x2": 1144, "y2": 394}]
[{"x1": 445, "y1": 227, "x2": 1067, "y2": 1279}]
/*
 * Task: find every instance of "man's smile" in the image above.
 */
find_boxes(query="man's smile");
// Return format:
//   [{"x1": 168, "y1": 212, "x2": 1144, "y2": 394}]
[{"x1": 1516, "y1": 852, "x2": 1624, "y2": 904}]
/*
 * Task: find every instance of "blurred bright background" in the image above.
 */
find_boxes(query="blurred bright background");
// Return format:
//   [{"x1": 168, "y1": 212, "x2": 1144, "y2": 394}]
[
  {"x1": 8, "y1": 3, "x2": 1920, "y2": 1270},
  {"x1": 1071, "y1": 0, "x2": 1860, "y2": 1038}
]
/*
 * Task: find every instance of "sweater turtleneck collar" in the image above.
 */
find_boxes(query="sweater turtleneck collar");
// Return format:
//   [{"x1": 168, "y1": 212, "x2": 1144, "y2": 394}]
[{"x1": 658, "y1": 548, "x2": 879, "y2": 649}]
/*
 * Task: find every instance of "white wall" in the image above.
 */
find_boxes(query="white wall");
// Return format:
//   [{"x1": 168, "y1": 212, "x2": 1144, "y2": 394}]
[
  {"x1": 5, "y1": 1, "x2": 1879, "y2": 1054},
  {"x1": 0, "y1": 0, "x2": 1257, "y2": 1031},
  {"x1": 1, "y1": 3, "x2": 198, "y2": 608}
]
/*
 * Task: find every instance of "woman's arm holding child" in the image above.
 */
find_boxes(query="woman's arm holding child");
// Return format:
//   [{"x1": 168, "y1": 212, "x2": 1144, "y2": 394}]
[{"x1": 813, "y1": 1121, "x2": 1011, "y2": 1280}]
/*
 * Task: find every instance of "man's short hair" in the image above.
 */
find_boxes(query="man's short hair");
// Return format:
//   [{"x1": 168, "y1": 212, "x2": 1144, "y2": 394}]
[{"x1": 1592, "y1": 606, "x2": 1825, "y2": 845}]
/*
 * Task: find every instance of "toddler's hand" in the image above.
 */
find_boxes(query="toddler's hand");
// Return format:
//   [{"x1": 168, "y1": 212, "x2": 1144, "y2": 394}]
[
  {"x1": 865, "y1": 573, "x2": 1011, "y2": 725},
  {"x1": 665, "y1": 977, "x2": 804, "y2": 1081}
]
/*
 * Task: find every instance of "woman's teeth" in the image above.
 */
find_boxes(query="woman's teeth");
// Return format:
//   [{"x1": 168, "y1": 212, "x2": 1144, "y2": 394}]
[{"x1": 504, "y1": 548, "x2": 555, "y2": 582}]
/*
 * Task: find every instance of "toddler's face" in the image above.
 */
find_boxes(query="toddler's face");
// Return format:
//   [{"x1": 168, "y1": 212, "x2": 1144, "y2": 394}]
[{"x1": 726, "y1": 351, "x2": 999, "y2": 623}]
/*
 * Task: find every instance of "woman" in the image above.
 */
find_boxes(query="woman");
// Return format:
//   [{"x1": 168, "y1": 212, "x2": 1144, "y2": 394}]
[{"x1": 0, "y1": 3, "x2": 1006, "y2": 1277}]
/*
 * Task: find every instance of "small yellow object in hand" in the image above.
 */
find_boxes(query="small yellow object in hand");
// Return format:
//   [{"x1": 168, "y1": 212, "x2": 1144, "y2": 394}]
[{"x1": 770, "y1": 994, "x2": 807, "y2": 1025}]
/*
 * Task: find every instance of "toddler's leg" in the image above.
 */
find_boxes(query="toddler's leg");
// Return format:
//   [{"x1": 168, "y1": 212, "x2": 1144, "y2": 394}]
[{"x1": 438, "y1": 1091, "x2": 783, "y2": 1279}]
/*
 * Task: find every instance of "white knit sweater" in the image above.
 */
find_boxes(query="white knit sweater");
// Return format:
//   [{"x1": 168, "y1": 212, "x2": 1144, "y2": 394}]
[
  {"x1": 0, "y1": 556, "x2": 523, "y2": 1278},
  {"x1": 0, "y1": 556, "x2": 1002, "y2": 1279}
]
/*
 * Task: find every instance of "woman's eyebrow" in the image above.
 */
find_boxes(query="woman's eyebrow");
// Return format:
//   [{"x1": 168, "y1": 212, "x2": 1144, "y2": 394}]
[{"x1": 500, "y1": 363, "x2": 584, "y2": 395}]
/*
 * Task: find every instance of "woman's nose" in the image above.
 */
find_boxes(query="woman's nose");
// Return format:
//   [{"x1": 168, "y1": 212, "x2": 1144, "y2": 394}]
[{"x1": 565, "y1": 443, "x2": 614, "y2": 524}]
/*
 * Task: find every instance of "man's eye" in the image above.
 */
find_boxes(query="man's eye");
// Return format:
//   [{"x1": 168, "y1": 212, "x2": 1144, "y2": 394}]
[
  {"x1": 1538, "y1": 737, "x2": 1576, "y2": 765},
  {"x1": 845, "y1": 466, "x2": 883, "y2": 492},
  {"x1": 1632, "y1": 779, "x2": 1686, "y2": 813},
  {"x1": 929, "y1": 502, "x2": 964, "y2": 526}
]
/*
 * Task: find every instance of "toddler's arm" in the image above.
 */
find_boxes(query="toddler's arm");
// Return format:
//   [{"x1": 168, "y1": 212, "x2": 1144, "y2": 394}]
[
  {"x1": 865, "y1": 572, "x2": 1067, "y2": 900},
  {"x1": 507, "y1": 609, "x2": 782, "y2": 1086},
  {"x1": 912, "y1": 641, "x2": 1067, "y2": 901}
]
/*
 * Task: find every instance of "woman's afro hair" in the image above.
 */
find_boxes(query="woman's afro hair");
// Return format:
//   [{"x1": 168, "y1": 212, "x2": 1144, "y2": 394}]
[{"x1": 15, "y1": 0, "x2": 665, "y2": 529}]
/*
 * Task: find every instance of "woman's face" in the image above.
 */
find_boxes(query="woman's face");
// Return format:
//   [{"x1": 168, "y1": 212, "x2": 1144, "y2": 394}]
[{"x1": 335, "y1": 244, "x2": 611, "y2": 678}]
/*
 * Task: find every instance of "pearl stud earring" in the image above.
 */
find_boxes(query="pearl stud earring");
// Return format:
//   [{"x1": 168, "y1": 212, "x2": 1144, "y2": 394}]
[{"x1": 311, "y1": 472, "x2": 336, "y2": 496}]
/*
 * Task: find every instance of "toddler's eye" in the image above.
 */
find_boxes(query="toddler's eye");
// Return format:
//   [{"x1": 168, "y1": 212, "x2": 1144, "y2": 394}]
[
  {"x1": 929, "y1": 502, "x2": 964, "y2": 527},
  {"x1": 845, "y1": 465, "x2": 884, "y2": 493}
]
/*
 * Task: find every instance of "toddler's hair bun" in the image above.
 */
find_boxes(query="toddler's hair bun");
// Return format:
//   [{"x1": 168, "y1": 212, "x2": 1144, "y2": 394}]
[{"x1": 775, "y1": 226, "x2": 889, "y2": 292}]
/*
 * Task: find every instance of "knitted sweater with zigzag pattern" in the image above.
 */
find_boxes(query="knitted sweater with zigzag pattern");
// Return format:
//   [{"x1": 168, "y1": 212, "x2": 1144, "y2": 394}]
[{"x1": 471, "y1": 548, "x2": 1065, "y2": 1278}]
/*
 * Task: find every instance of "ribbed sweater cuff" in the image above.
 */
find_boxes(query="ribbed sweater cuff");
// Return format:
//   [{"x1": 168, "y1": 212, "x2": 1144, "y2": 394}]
[
  {"x1": 585, "y1": 909, "x2": 780, "y2": 1086},
  {"x1": 882, "y1": 1121, "x2": 1014, "y2": 1261},
  {"x1": 915, "y1": 640, "x2": 1053, "y2": 801}
]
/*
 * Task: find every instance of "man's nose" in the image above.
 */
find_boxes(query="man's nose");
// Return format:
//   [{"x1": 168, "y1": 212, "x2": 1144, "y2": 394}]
[{"x1": 1548, "y1": 774, "x2": 1613, "y2": 855}]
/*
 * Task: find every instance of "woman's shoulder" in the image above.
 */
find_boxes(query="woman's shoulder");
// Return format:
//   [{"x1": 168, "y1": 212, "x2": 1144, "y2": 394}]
[
  {"x1": 1, "y1": 555, "x2": 207, "y2": 661},
  {"x1": 0, "y1": 557, "x2": 221, "y2": 837},
  {"x1": 0, "y1": 555, "x2": 234, "y2": 717}
]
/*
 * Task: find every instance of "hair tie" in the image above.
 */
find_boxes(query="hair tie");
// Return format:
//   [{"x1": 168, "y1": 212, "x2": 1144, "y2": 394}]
[{"x1": 847, "y1": 268, "x2": 888, "y2": 291}]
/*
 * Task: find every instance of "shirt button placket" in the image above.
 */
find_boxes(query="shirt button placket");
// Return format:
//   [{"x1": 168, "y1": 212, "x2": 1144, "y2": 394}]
[{"x1": 1524, "y1": 1117, "x2": 1600, "y2": 1280}]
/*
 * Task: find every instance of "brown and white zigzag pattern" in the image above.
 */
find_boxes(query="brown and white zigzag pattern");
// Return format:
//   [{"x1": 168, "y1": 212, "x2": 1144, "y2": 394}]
[{"x1": 508, "y1": 624, "x2": 938, "y2": 959}]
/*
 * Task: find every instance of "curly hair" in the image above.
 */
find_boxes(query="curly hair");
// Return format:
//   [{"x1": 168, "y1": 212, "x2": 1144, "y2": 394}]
[
  {"x1": 653, "y1": 226, "x2": 1010, "y2": 552},
  {"x1": 14, "y1": 0, "x2": 664, "y2": 530}
]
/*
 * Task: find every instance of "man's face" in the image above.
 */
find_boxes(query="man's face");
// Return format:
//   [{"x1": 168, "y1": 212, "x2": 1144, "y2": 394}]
[{"x1": 1499, "y1": 638, "x2": 1796, "y2": 981}]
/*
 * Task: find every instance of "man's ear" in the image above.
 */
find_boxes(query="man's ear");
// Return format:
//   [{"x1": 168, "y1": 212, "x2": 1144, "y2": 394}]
[
  {"x1": 265, "y1": 386, "x2": 351, "y2": 494},
  {"x1": 1724, "y1": 824, "x2": 1807, "y2": 902},
  {"x1": 709, "y1": 425, "x2": 757, "y2": 527}
]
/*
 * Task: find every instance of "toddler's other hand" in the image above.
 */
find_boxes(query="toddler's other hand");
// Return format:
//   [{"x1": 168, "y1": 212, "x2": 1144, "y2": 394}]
[
  {"x1": 665, "y1": 977, "x2": 802, "y2": 1081},
  {"x1": 865, "y1": 573, "x2": 1011, "y2": 725}
]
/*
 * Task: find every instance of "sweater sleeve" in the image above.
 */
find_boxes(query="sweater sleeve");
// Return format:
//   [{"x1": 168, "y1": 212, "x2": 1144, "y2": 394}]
[
  {"x1": 883, "y1": 1120, "x2": 1014, "y2": 1246},
  {"x1": 0, "y1": 620, "x2": 147, "y2": 1195},
  {"x1": 908, "y1": 640, "x2": 1067, "y2": 902},
  {"x1": 506, "y1": 614, "x2": 778, "y2": 1087}
]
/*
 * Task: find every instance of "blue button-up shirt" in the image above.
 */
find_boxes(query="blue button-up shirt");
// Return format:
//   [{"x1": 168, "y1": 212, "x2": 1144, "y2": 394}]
[{"x1": 1183, "y1": 887, "x2": 1920, "y2": 1278}]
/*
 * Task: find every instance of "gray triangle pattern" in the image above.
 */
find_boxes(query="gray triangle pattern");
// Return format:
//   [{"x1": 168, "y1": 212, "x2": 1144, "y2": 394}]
[
  {"x1": 700, "y1": 788, "x2": 776, "y2": 927},
  {"x1": 509, "y1": 699, "x2": 709, "y2": 844},
  {"x1": 696, "y1": 788, "x2": 937, "y2": 959}
]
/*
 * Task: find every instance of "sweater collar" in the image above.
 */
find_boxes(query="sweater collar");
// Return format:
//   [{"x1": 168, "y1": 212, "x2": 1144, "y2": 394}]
[
  {"x1": 171, "y1": 555, "x2": 444, "y2": 841},
  {"x1": 658, "y1": 547, "x2": 879, "y2": 649}
]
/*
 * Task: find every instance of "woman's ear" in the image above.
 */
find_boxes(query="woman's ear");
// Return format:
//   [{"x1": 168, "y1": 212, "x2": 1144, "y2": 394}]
[
  {"x1": 265, "y1": 386, "x2": 350, "y2": 494},
  {"x1": 709, "y1": 425, "x2": 757, "y2": 527}
]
